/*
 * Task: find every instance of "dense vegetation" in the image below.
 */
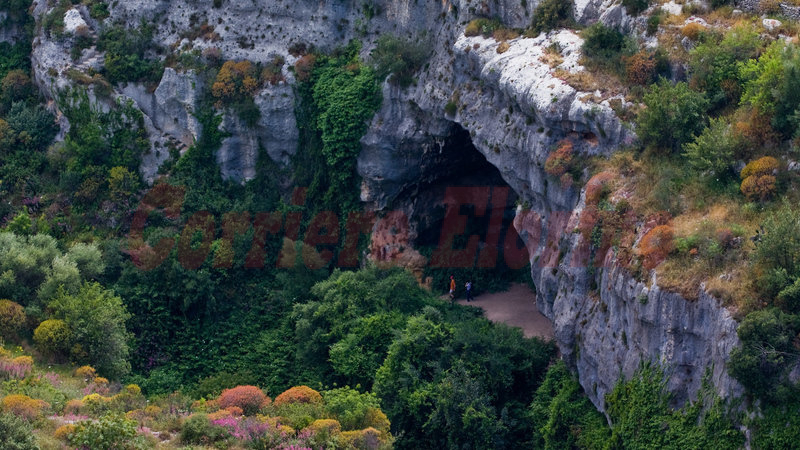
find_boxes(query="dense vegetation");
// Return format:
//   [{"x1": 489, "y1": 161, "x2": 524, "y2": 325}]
[{"x1": 2, "y1": 0, "x2": 800, "y2": 447}]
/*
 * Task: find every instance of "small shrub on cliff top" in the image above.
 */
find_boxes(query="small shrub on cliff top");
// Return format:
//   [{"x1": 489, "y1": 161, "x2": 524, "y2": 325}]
[
  {"x1": 371, "y1": 33, "x2": 431, "y2": 87},
  {"x1": 218, "y1": 386, "x2": 270, "y2": 415},
  {"x1": 681, "y1": 22, "x2": 707, "y2": 41},
  {"x1": 622, "y1": 0, "x2": 649, "y2": 15},
  {"x1": 465, "y1": 18, "x2": 503, "y2": 38},
  {"x1": 529, "y1": 0, "x2": 572, "y2": 34},
  {"x1": 274, "y1": 386, "x2": 323, "y2": 406},
  {"x1": 639, "y1": 225, "x2": 674, "y2": 270}
]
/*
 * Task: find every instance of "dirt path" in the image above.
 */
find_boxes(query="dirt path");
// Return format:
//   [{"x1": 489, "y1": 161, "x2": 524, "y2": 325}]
[{"x1": 456, "y1": 283, "x2": 554, "y2": 340}]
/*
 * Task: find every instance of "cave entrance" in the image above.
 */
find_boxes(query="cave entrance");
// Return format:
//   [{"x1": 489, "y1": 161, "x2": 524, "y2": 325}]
[{"x1": 395, "y1": 125, "x2": 530, "y2": 295}]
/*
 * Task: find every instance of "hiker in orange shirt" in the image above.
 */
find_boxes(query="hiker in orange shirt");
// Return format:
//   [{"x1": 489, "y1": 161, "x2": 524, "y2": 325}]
[{"x1": 449, "y1": 275, "x2": 456, "y2": 302}]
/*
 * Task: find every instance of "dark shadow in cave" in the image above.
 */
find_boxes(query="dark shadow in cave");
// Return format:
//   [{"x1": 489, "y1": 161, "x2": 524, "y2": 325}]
[{"x1": 392, "y1": 125, "x2": 531, "y2": 294}]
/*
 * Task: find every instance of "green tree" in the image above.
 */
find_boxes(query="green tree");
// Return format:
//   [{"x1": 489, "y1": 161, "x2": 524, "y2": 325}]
[
  {"x1": 49, "y1": 282, "x2": 132, "y2": 378},
  {"x1": 740, "y1": 42, "x2": 800, "y2": 138},
  {"x1": 753, "y1": 202, "x2": 800, "y2": 297},
  {"x1": 636, "y1": 80, "x2": 709, "y2": 152},
  {"x1": 729, "y1": 308, "x2": 800, "y2": 400},
  {"x1": 529, "y1": 361, "x2": 609, "y2": 449},
  {"x1": 682, "y1": 117, "x2": 738, "y2": 177},
  {"x1": 689, "y1": 24, "x2": 761, "y2": 110}
]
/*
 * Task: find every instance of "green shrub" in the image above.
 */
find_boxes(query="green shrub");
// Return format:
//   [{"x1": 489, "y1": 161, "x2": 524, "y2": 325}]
[
  {"x1": 70, "y1": 414, "x2": 146, "y2": 450},
  {"x1": 180, "y1": 414, "x2": 227, "y2": 444},
  {"x1": 97, "y1": 24, "x2": 163, "y2": 84},
  {"x1": 323, "y1": 387, "x2": 384, "y2": 431},
  {"x1": 749, "y1": 392, "x2": 800, "y2": 448},
  {"x1": 49, "y1": 282, "x2": 132, "y2": 379},
  {"x1": 529, "y1": 361, "x2": 610, "y2": 449},
  {"x1": 623, "y1": 0, "x2": 649, "y2": 15},
  {"x1": 465, "y1": 18, "x2": 503, "y2": 37},
  {"x1": 729, "y1": 309, "x2": 800, "y2": 401},
  {"x1": 689, "y1": 25, "x2": 761, "y2": 110},
  {"x1": 753, "y1": 202, "x2": 800, "y2": 296},
  {"x1": 5, "y1": 102, "x2": 58, "y2": 152},
  {"x1": 646, "y1": 11, "x2": 663, "y2": 35},
  {"x1": 683, "y1": 117, "x2": 738, "y2": 177},
  {"x1": 370, "y1": 34, "x2": 431, "y2": 87},
  {"x1": 636, "y1": 80, "x2": 709, "y2": 152},
  {"x1": 529, "y1": 0, "x2": 572, "y2": 34},
  {"x1": 581, "y1": 23, "x2": 636, "y2": 70},
  {"x1": 0, "y1": 413, "x2": 37, "y2": 450},
  {"x1": 0, "y1": 299, "x2": 26, "y2": 339},
  {"x1": 33, "y1": 319, "x2": 72, "y2": 357},
  {"x1": 740, "y1": 42, "x2": 800, "y2": 138},
  {"x1": 605, "y1": 364, "x2": 743, "y2": 449}
]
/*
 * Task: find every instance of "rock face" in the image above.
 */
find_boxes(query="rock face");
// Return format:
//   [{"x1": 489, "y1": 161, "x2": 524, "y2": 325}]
[{"x1": 25, "y1": 0, "x2": 744, "y2": 411}]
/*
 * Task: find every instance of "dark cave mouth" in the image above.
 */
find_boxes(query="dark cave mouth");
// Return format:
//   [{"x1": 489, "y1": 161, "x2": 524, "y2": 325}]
[{"x1": 394, "y1": 126, "x2": 531, "y2": 292}]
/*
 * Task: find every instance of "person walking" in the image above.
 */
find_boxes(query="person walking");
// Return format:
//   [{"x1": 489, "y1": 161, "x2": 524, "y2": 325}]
[
  {"x1": 465, "y1": 280, "x2": 473, "y2": 302},
  {"x1": 449, "y1": 275, "x2": 456, "y2": 303}
]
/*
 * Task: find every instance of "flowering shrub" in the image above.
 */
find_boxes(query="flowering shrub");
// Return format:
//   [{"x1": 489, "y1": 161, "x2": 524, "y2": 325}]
[
  {"x1": 294, "y1": 54, "x2": 317, "y2": 82},
  {"x1": 639, "y1": 225, "x2": 674, "y2": 270},
  {"x1": 0, "y1": 299, "x2": 26, "y2": 340},
  {"x1": 54, "y1": 423, "x2": 76, "y2": 441},
  {"x1": 75, "y1": 365, "x2": 97, "y2": 381},
  {"x1": 304, "y1": 419, "x2": 342, "y2": 447},
  {"x1": 544, "y1": 140, "x2": 574, "y2": 178},
  {"x1": 1, "y1": 394, "x2": 49, "y2": 421},
  {"x1": 217, "y1": 386, "x2": 270, "y2": 416},
  {"x1": 274, "y1": 386, "x2": 323, "y2": 406},
  {"x1": 681, "y1": 23, "x2": 706, "y2": 40},
  {"x1": 740, "y1": 156, "x2": 780, "y2": 201},
  {"x1": 81, "y1": 393, "x2": 112, "y2": 416},
  {"x1": 342, "y1": 427, "x2": 385, "y2": 449},
  {"x1": 211, "y1": 60, "x2": 259, "y2": 107},
  {"x1": 741, "y1": 174, "x2": 777, "y2": 201},
  {"x1": 623, "y1": 51, "x2": 658, "y2": 85},
  {"x1": 0, "y1": 356, "x2": 32, "y2": 379},
  {"x1": 63, "y1": 399, "x2": 84, "y2": 415},
  {"x1": 741, "y1": 156, "x2": 779, "y2": 179},
  {"x1": 180, "y1": 414, "x2": 228, "y2": 445}
]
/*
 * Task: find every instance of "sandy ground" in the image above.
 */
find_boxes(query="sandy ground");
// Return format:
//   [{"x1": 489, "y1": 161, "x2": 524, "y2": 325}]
[{"x1": 455, "y1": 283, "x2": 555, "y2": 340}]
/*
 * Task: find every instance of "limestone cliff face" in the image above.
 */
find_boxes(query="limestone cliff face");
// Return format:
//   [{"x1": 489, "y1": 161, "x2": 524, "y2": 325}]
[{"x1": 25, "y1": 0, "x2": 743, "y2": 410}]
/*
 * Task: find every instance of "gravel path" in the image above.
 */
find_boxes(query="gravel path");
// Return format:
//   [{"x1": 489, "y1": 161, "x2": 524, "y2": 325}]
[{"x1": 456, "y1": 283, "x2": 554, "y2": 340}]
